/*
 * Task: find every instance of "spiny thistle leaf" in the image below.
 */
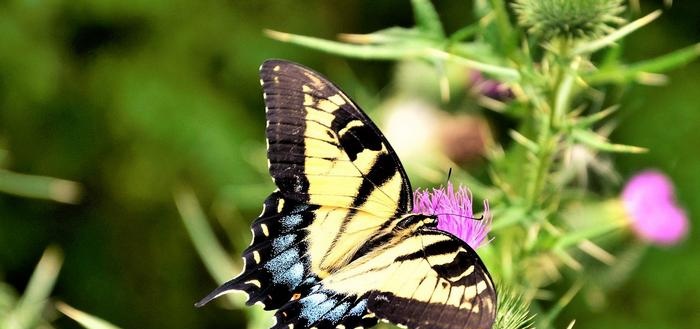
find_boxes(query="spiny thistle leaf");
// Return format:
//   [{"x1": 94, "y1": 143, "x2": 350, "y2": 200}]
[
  {"x1": 572, "y1": 106, "x2": 619, "y2": 127},
  {"x1": 572, "y1": 10, "x2": 661, "y2": 55},
  {"x1": 513, "y1": 0, "x2": 626, "y2": 40},
  {"x1": 572, "y1": 129, "x2": 648, "y2": 153},
  {"x1": 585, "y1": 42, "x2": 700, "y2": 84}
]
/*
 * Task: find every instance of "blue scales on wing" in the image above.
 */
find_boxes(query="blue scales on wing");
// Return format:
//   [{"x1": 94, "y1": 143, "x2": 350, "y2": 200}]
[
  {"x1": 195, "y1": 191, "x2": 319, "y2": 310},
  {"x1": 196, "y1": 190, "x2": 379, "y2": 329}
]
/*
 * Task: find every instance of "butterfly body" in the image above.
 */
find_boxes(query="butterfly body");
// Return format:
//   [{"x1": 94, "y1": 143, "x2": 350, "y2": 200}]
[{"x1": 197, "y1": 60, "x2": 496, "y2": 329}]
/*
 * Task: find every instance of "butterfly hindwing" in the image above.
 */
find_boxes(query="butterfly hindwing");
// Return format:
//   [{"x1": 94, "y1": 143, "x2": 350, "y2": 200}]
[
  {"x1": 366, "y1": 230, "x2": 497, "y2": 329},
  {"x1": 264, "y1": 227, "x2": 496, "y2": 329},
  {"x1": 261, "y1": 59, "x2": 412, "y2": 219},
  {"x1": 196, "y1": 191, "x2": 320, "y2": 310}
]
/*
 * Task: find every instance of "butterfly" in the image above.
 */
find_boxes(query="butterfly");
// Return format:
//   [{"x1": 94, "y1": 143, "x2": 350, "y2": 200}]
[{"x1": 196, "y1": 60, "x2": 497, "y2": 329}]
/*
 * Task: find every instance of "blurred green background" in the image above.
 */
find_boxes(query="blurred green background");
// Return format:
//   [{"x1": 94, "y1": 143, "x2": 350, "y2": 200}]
[{"x1": 0, "y1": 0, "x2": 697, "y2": 328}]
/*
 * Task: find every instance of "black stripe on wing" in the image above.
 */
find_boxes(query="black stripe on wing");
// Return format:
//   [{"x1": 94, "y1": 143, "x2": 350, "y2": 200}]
[{"x1": 368, "y1": 229, "x2": 497, "y2": 329}]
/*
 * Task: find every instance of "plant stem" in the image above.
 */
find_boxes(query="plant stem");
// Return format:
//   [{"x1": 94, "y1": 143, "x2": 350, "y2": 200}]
[{"x1": 525, "y1": 39, "x2": 577, "y2": 211}]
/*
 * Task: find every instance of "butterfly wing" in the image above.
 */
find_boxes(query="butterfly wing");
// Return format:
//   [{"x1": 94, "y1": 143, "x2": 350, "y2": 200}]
[
  {"x1": 197, "y1": 60, "x2": 416, "y2": 310},
  {"x1": 273, "y1": 229, "x2": 497, "y2": 329},
  {"x1": 195, "y1": 191, "x2": 321, "y2": 310},
  {"x1": 262, "y1": 59, "x2": 412, "y2": 218}
]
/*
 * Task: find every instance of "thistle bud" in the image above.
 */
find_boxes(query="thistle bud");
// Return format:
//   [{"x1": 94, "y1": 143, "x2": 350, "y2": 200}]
[{"x1": 512, "y1": 0, "x2": 627, "y2": 40}]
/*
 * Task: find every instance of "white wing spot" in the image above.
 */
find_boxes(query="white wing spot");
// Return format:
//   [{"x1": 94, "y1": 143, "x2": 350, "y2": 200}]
[
  {"x1": 277, "y1": 198, "x2": 285, "y2": 213},
  {"x1": 244, "y1": 279, "x2": 261, "y2": 288}
]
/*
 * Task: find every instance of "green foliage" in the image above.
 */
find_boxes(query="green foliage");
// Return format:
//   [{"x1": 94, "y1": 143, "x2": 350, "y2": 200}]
[
  {"x1": 0, "y1": 1, "x2": 698, "y2": 329},
  {"x1": 1, "y1": 248, "x2": 62, "y2": 329}
]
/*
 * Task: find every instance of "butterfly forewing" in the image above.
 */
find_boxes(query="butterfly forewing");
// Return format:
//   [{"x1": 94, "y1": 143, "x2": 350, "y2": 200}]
[{"x1": 261, "y1": 59, "x2": 412, "y2": 219}]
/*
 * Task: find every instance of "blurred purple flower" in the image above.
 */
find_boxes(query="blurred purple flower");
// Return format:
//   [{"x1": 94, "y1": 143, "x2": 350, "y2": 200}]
[
  {"x1": 470, "y1": 71, "x2": 514, "y2": 101},
  {"x1": 413, "y1": 182, "x2": 491, "y2": 249},
  {"x1": 621, "y1": 170, "x2": 689, "y2": 246}
]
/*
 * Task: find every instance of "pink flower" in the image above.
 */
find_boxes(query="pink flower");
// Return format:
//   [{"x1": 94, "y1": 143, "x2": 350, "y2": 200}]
[
  {"x1": 413, "y1": 182, "x2": 491, "y2": 249},
  {"x1": 621, "y1": 170, "x2": 689, "y2": 246}
]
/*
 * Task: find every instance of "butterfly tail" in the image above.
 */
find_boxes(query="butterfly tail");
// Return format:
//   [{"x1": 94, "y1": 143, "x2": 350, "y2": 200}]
[{"x1": 196, "y1": 191, "x2": 320, "y2": 310}]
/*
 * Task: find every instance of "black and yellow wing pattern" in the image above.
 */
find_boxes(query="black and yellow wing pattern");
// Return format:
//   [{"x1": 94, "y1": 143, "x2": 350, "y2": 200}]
[{"x1": 196, "y1": 60, "x2": 497, "y2": 329}]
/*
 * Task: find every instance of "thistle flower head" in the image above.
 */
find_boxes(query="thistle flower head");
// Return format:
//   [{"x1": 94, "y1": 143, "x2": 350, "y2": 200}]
[
  {"x1": 413, "y1": 182, "x2": 491, "y2": 249},
  {"x1": 513, "y1": 0, "x2": 627, "y2": 40},
  {"x1": 621, "y1": 170, "x2": 689, "y2": 245}
]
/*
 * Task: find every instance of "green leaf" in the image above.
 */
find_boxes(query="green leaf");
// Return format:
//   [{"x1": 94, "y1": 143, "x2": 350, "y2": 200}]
[
  {"x1": 538, "y1": 281, "x2": 583, "y2": 327},
  {"x1": 509, "y1": 130, "x2": 539, "y2": 153},
  {"x1": 0, "y1": 169, "x2": 82, "y2": 204},
  {"x1": 585, "y1": 43, "x2": 700, "y2": 84},
  {"x1": 265, "y1": 29, "x2": 428, "y2": 60},
  {"x1": 448, "y1": 41, "x2": 504, "y2": 68},
  {"x1": 410, "y1": 0, "x2": 445, "y2": 38},
  {"x1": 573, "y1": 10, "x2": 661, "y2": 55},
  {"x1": 554, "y1": 218, "x2": 626, "y2": 250},
  {"x1": 474, "y1": 0, "x2": 518, "y2": 56},
  {"x1": 490, "y1": 206, "x2": 530, "y2": 231},
  {"x1": 3, "y1": 247, "x2": 63, "y2": 329},
  {"x1": 173, "y1": 186, "x2": 243, "y2": 307},
  {"x1": 56, "y1": 302, "x2": 123, "y2": 329},
  {"x1": 428, "y1": 49, "x2": 520, "y2": 80},
  {"x1": 572, "y1": 106, "x2": 619, "y2": 127},
  {"x1": 339, "y1": 27, "x2": 426, "y2": 44},
  {"x1": 572, "y1": 129, "x2": 648, "y2": 153},
  {"x1": 447, "y1": 24, "x2": 479, "y2": 43},
  {"x1": 175, "y1": 191, "x2": 273, "y2": 329}
]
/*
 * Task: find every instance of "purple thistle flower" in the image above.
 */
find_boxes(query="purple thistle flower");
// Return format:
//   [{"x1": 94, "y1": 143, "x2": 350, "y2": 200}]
[
  {"x1": 413, "y1": 182, "x2": 491, "y2": 249},
  {"x1": 621, "y1": 170, "x2": 689, "y2": 246}
]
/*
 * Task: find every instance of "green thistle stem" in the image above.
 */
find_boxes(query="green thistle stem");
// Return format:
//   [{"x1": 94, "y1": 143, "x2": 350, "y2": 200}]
[{"x1": 525, "y1": 41, "x2": 577, "y2": 211}]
